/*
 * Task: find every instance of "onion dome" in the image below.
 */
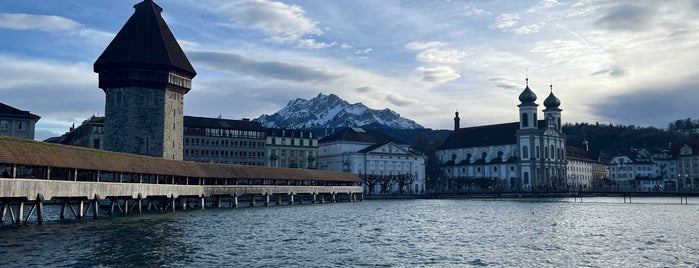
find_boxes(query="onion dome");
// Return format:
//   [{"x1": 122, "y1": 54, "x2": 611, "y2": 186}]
[
  {"x1": 518, "y1": 78, "x2": 537, "y2": 104},
  {"x1": 544, "y1": 85, "x2": 561, "y2": 109}
]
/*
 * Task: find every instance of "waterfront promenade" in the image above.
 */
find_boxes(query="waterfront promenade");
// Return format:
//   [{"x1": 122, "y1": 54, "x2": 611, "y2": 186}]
[{"x1": 0, "y1": 136, "x2": 363, "y2": 224}]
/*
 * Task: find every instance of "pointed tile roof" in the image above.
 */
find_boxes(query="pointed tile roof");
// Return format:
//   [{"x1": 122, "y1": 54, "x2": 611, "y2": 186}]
[
  {"x1": 0, "y1": 102, "x2": 40, "y2": 120},
  {"x1": 93, "y1": 0, "x2": 195, "y2": 76}
]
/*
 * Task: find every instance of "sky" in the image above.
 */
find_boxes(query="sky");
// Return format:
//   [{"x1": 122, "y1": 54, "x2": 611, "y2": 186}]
[{"x1": 1, "y1": 0, "x2": 698, "y2": 141}]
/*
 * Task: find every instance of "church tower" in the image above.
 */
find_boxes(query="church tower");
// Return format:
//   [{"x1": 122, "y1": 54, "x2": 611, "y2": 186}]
[
  {"x1": 94, "y1": 0, "x2": 196, "y2": 160},
  {"x1": 543, "y1": 85, "x2": 562, "y2": 130},
  {"x1": 453, "y1": 111, "x2": 460, "y2": 131},
  {"x1": 516, "y1": 78, "x2": 540, "y2": 188}
]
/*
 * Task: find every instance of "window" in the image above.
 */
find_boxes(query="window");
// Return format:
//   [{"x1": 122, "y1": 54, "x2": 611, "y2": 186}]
[
  {"x1": 17, "y1": 121, "x2": 25, "y2": 132},
  {"x1": 523, "y1": 146, "x2": 529, "y2": 158},
  {"x1": 0, "y1": 120, "x2": 8, "y2": 131},
  {"x1": 521, "y1": 113, "x2": 529, "y2": 127}
]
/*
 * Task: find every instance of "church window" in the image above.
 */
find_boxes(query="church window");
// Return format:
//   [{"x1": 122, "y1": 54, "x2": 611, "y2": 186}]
[
  {"x1": 521, "y1": 113, "x2": 528, "y2": 127},
  {"x1": 536, "y1": 146, "x2": 540, "y2": 158},
  {"x1": 481, "y1": 152, "x2": 487, "y2": 160},
  {"x1": 522, "y1": 146, "x2": 529, "y2": 158},
  {"x1": 466, "y1": 153, "x2": 472, "y2": 162},
  {"x1": 534, "y1": 113, "x2": 538, "y2": 126},
  {"x1": 498, "y1": 151, "x2": 504, "y2": 159},
  {"x1": 524, "y1": 172, "x2": 529, "y2": 184},
  {"x1": 550, "y1": 145, "x2": 555, "y2": 159}
]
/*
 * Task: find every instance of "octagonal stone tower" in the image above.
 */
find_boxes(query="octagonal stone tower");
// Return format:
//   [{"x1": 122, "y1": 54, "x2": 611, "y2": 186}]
[{"x1": 94, "y1": 0, "x2": 196, "y2": 160}]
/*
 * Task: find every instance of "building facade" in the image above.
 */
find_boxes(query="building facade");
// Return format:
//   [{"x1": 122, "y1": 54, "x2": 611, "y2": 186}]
[
  {"x1": 183, "y1": 116, "x2": 266, "y2": 166},
  {"x1": 317, "y1": 127, "x2": 426, "y2": 195},
  {"x1": 438, "y1": 80, "x2": 567, "y2": 191},
  {"x1": 265, "y1": 128, "x2": 318, "y2": 169},
  {"x1": 677, "y1": 143, "x2": 699, "y2": 190},
  {"x1": 565, "y1": 146, "x2": 610, "y2": 191},
  {"x1": 0, "y1": 103, "x2": 40, "y2": 140},
  {"x1": 609, "y1": 148, "x2": 676, "y2": 191},
  {"x1": 93, "y1": 0, "x2": 196, "y2": 160},
  {"x1": 59, "y1": 116, "x2": 104, "y2": 149}
]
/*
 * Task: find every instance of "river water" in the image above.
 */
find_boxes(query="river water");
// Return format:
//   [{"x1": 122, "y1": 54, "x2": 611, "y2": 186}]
[{"x1": 1, "y1": 197, "x2": 698, "y2": 267}]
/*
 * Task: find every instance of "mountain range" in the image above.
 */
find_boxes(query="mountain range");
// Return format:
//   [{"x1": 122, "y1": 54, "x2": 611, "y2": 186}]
[{"x1": 255, "y1": 93, "x2": 424, "y2": 130}]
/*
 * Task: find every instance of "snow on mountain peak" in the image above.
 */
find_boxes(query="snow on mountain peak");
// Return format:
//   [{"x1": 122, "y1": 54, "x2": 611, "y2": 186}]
[{"x1": 255, "y1": 93, "x2": 423, "y2": 130}]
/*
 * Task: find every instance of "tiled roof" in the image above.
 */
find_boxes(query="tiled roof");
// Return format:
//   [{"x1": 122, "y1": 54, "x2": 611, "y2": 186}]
[
  {"x1": 0, "y1": 103, "x2": 40, "y2": 120},
  {"x1": 93, "y1": 0, "x2": 195, "y2": 76},
  {"x1": 439, "y1": 120, "x2": 547, "y2": 150},
  {"x1": 0, "y1": 136, "x2": 359, "y2": 182},
  {"x1": 184, "y1": 116, "x2": 264, "y2": 131},
  {"x1": 319, "y1": 127, "x2": 406, "y2": 145}
]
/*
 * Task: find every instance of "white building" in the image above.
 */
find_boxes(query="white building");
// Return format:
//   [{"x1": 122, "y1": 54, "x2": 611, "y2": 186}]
[
  {"x1": 609, "y1": 148, "x2": 674, "y2": 191},
  {"x1": 437, "y1": 80, "x2": 567, "y2": 191},
  {"x1": 265, "y1": 128, "x2": 318, "y2": 169},
  {"x1": 0, "y1": 102, "x2": 40, "y2": 140},
  {"x1": 317, "y1": 127, "x2": 426, "y2": 195},
  {"x1": 677, "y1": 143, "x2": 699, "y2": 190}
]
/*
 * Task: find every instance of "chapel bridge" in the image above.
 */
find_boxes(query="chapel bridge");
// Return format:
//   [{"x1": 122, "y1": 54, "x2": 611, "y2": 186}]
[{"x1": 0, "y1": 136, "x2": 363, "y2": 225}]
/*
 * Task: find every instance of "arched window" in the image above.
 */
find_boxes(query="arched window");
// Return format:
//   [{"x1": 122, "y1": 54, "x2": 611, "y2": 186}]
[
  {"x1": 524, "y1": 172, "x2": 529, "y2": 184},
  {"x1": 536, "y1": 146, "x2": 540, "y2": 158},
  {"x1": 522, "y1": 146, "x2": 529, "y2": 158},
  {"x1": 498, "y1": 151, "x2": 504, "y2": 159},
  {"x1": 466, "y1": 153, "x2": 472, "y2": 163},
  {"x1": 481, "y1": 152, "x2": 487, "y2": 160},
  {"x1": 521, "y1": 113, "x2": 529, "y2": 127},
  {"x1": 550, "y1": 145, "x2": 555, "y2": 159}
]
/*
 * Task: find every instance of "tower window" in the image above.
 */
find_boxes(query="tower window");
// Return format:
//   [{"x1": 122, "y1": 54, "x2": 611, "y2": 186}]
[{"x1": 521, "y1": 113, "x2": 528, "y2": 127}]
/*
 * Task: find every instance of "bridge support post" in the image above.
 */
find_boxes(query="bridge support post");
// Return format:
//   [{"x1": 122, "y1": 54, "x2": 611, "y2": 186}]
[
  {"x1": 17, "y1": 201, "x2": 24, "y2": 224},
  {"x1": 171, "y1": 197, "x2": 176, "y2": 212},
  {"x1": 78, "y1": 201, "x2": 85, "y2": 219},
  {"x1": 276, "y1": 194, "x2": 282, "y2": 205},
  {"x1": 233, "y1": 195, "x2": 239, "y2": 208},
  {"x1": 36, "y1": 199, "x2": 44, "y2": 224},
  {"x1": 137, "y1": 198, "x2": 143, "y2": 214},
  {"x1": 288, "y1": 194, "x2": 294, "y2": 205},
  {"x1": 217, "y1": 197, "x2": 223, "y2": 208},
  {"x1": 312, "y1": 194, "x2": 317, "y2": 204},
  {"x1": 200, "y1": 197, "x2": 205, "y2": 210},
  {"x1": 320, "y1": 194, "x2": 325, "y2": 204},
  {"x1": 93, "y1": 199, "x2": 99, "y2": 219},
  {"x1": 61, "y1": 200, "x2": 68, "y2": 219},
  {"x1": 299, "y1": 194, "x2": 304, "y2": 204},
  {"x1": 123, "y1": 200, "x2": 129, "y2": 215},
  {"x1": 264, "y1": 194, "x2": 270, "y2": 206},
  {"x1": 332, "y1": 193, "x2": 336, "y2": 203}
]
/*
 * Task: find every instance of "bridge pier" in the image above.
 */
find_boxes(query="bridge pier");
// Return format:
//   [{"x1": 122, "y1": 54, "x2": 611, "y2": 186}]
[
  {"x1": 312, "y1": 193, "x2": 317, "y2": 204},
  {"x1": 332, "y1": 193, "x2": 336, "y2": 203},
  {"x1": 265, "y1": 194, "x2": 270, "y2": 206},
  {"x1": 320, "y1": 194, "x2": 325, "y2": 204},
  {"x1": 233, "y1": 194, "x2": 239, "y2": 208},
  {"x1": 200, "y1": 197, "x2": 205, "y2": 210},
  {"x1": 288, "y1": 193, "x2": 295, "y2": 205},
  {"x1": 276, "y1": 194, "x2": 282, "y2": 205}
]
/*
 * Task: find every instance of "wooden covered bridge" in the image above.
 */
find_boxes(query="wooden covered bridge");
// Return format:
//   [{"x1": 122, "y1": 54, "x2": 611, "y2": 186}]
[{"x1": 0, "y1": 136, "x2": 363, "y2": 224}]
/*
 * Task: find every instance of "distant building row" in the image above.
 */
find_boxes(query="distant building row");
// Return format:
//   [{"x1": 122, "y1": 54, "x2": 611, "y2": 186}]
[{"x1": 56, "y1": 116, "x2": 426, "y2": 195}]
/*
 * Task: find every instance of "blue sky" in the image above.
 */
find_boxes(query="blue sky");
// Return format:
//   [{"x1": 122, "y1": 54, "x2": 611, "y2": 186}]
[{"x1": 1, "y1": 0, "x2": 698, "y2": 140}]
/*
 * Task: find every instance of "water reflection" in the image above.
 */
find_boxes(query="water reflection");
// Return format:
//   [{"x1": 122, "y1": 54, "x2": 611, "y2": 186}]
[{"x1": 1, "y1": 198, "x2": 698, "y2": 267}]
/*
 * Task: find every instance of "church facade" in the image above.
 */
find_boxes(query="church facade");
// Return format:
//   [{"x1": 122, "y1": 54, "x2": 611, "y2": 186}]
[{"x1": 437, "y1": 79, "x2": 567, "y2": 191}]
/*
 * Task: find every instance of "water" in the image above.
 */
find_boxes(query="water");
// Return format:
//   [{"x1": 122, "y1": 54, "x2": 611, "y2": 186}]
[{"x1": 1, "y1": 197, "x2": 698, "y2": 267}]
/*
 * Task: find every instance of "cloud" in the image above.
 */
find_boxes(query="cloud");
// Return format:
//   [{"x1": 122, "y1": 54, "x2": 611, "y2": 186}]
[
  {"x1": 529, "y1": 39, "x2": 587, "y2": 61},
  {"x1": 385, "y1": 94, "x2": 419, "y2": 107},
  {"x1": 527, "y1": 0, "x2": 560, "y2": 13},
  {"x1": 405, "y1": 41, "x2": 447, "y2": 50},
  {"x1": 593, "y1": 4, "x2": 655, "y2": 31},
  {"x1": 220, "y1": 0, "x2": 333, "y2": 49},
  {"x1": 415, "y1": 66, "x2": 460, "y2": 83},
  {"x1": 354, "y1": 48, "x2": 373, "y2": 55},
  {"x1": 491, "y1": 13, "x2": 520, "y2": 30},
  {"x1": 0, "y1": 13, "x2": 81, "y2": 32},
  {"x1": 589, "y1": 67, "x2": 627, "y2": 78},
  {"x1": 489, "y1": 76, "x2": 522, "y2": 91},
  {"x1": 592, "y1": 83, "x2": 699, "y2": 127},
  {"x1": 416, "y1": 48, "x2": 468, "y2": 64},
  {"x1": 188, "y1": 51, "x2": 342, "y2": 83},
  {"x1": 463, "y1": 2, "x2": 490, "y2": 16},
  {"x1": 512, "y1": 23, "x2": 545, "y2": 34}
]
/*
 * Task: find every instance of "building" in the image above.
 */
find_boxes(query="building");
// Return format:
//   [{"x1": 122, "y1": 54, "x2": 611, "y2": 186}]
[
  {"x1": 437, "y1": 80, "x2": 567, "y2": 191},
  {"x1": 265, "y1": 128, "x2": 318, "y2": 169},
  {"x1": 0, "y1": 102, "x2": 40, "y2": 140},
  {"x1": 566, "y1": 146, "x2": 609, "y2": 191},
  {"x1": 59, "y1": 116, "x2": 105, "y2": 149},
  {"x1": 183, "y1": 116, "x2": 266, "y2": 166},
  {"x1": 677, "y1": 143, "x2": 699, "y2": 190},
  {"x1": 317, "y1": 127, "x2": 426, "y2": 195},
  {"x1": 93, "y1": 0, "x2": 196, "y2": 160},
  {"x1": 609, "y1": 148, "x2": 674, "y2": 191}
]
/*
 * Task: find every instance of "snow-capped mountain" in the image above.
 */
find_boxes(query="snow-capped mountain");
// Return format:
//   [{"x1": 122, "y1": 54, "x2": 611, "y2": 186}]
[{"x1": 255, "y1": 93, "x2": 424, "y2": 130}]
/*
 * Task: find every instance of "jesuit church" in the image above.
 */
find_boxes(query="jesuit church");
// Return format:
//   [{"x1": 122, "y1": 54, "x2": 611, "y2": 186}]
[{"x1": 437, "y1": 79, "x2": 567, "y2": 191}]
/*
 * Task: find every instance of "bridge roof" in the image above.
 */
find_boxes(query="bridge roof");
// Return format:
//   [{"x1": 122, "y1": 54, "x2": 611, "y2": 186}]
[{"x1": 0, "y1": 136, "x2": 359, "y2": 182}]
